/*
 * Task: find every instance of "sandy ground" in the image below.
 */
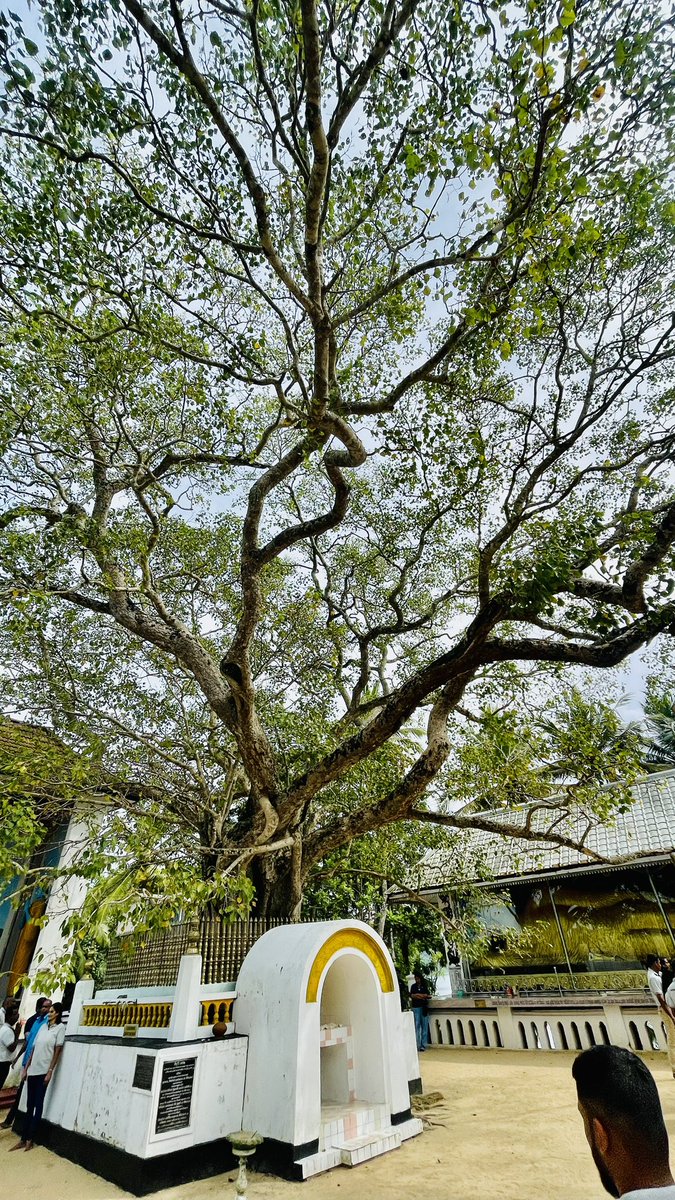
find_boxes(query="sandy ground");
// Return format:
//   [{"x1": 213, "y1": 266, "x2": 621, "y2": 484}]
[{"x1": 3, "y1": 1048, "x2": 675, "y2": 1200}]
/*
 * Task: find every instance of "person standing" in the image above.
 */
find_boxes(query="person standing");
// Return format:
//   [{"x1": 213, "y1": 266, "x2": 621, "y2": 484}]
[
  {"x1": 10, "y1": 1002, "x2": 65, "y2": 1152},
  {"x1": 410, "y1": 970, "x2": 431, "y2": 1052},
  {"x1": 1, "y1": 996, "x2": 51, "y2": 1130},
  {"x1": 0, "y1": 1003, "x2": 20, "y2": 1089},
  {"x1": 646, "y1": 955, "x2": 673, "y2": 1022},
  {"x1": 22, "y1": 997, "x2": 52, "y2": 1042},
  {"x1": 664, "y1": 971, "x2": 675, "y2": 1081}
]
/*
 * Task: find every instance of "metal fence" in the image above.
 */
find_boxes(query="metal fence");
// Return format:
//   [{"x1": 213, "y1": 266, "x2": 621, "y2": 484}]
[
  {"x1": 101, "y1": 916, "x2": 286, "y2": 989},
  {"x1": 102, "y1": 925, "x2": 190, "y2": 988},
  {"x1": 200, "y1": 915, "x2": 285, "y2": 984}
]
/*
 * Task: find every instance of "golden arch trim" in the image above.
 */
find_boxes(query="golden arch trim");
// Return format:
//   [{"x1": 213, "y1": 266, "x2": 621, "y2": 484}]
[{"x1": 305, "y1": 929, "x2": 395, "y2": 1003}]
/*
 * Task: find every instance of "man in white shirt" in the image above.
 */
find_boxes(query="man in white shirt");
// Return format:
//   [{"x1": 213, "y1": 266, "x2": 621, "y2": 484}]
[
  {"x1": 573, "y1": 1044, "x2": 675, "y2": 1199},
  {"x1": 0, "y1": 1004, "x2": 20, "y2": 1089},
  {"x1": 646, "y1": 956, "x2": 672, "y2": 1020}
]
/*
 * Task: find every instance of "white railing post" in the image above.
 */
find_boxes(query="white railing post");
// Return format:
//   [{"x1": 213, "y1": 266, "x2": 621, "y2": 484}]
[
  {"x1": 602, "y1": 1002, "x2": 631, "y2": 1048},
  {"x1": 167, "y1": 924, "x2": 203, "y2": 1043},
  {"x1": 67, "y1": 977, "x2": 96, "y2": 1034},
  {"x1": 495, "y1": 1004, "x2": 521, "y2": 1050}
]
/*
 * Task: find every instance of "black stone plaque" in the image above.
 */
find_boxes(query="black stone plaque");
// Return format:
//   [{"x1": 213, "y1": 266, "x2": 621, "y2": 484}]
[
  {"x1": 132, "y1": 1054, "x2": 155, "y2": 1091},
  {"x1": 155, "y1": 1057, "x2": 196, "y2": 1134}
]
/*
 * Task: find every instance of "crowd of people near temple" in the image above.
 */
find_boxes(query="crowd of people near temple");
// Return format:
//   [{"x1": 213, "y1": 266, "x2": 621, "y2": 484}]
[{"x1": 0, "y1": 995, "x2": 65, "y2": 1152}]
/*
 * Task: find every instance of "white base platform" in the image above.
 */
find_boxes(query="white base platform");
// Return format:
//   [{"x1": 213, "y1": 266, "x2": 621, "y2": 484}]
[{"x1": 294, "y1": 1105, "x2": 424, "y2": 1178}]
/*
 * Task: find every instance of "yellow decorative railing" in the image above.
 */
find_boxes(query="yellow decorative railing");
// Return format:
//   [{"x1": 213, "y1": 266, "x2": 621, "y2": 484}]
[
  {"x1": 82, "y1": 1002, "x2": 173, "y2": 1029},
  {"x1": 199, "y1": 997, "x2": 235, "y2": 1026}
]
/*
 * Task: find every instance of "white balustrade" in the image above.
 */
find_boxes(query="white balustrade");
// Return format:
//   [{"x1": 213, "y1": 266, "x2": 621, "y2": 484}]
[{"x1": 427, "y1": 996, "x2": 668, "y2": 1054}]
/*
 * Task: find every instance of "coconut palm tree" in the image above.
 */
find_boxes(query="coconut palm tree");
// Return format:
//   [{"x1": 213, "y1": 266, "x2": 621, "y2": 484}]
[{"x1": 643, "y1": 693, "x2": 675, "y2": 768}]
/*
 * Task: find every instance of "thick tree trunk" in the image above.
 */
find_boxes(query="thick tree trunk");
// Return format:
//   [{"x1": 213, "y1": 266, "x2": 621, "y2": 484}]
[{"x1": 249, "y1": 847, "x2": 305, "y2": 920}]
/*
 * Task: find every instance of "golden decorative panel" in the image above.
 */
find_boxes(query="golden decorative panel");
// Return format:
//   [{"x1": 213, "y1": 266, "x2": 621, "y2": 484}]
[
  {"x1": 305, "y1": 928, "x2": 395, "y2": 1003},
  {"x1": 82, "y1": 1001, "x2": 173, "y2": 1028},
  {"x1": 471, "y1": 970, "x2": 646, "y2": 993}
]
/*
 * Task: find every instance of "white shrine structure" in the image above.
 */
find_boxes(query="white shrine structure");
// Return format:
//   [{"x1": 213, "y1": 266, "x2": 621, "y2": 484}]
[{"x1": 18, "y1": 920, "x2": 422, "y2": 1193}]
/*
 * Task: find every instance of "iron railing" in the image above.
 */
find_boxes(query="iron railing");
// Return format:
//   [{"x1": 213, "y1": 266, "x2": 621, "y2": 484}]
[{"x1": 101, "y1": 916, "x2": 286, "y2": 988}]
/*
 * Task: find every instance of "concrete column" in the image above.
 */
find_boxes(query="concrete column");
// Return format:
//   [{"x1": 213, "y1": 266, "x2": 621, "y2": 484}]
[
  {"x1": 496, "y1": 1004, "x2": 521, "y2": 1050},
  {"x1": 602, "y1": 1001, "x2": 631, "y2": 1048},
  {"x1": 167, "y1": 952, "x2": 202, "y2": 1042},
  {"x1": 66, "y1": 977, "x2": 95, "y2": 1034}
]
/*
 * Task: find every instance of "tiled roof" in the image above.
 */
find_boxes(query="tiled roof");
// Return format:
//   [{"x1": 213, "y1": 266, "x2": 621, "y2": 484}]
[{"x1": 415, "y1": 769, "x2": 675, "y2": 889}]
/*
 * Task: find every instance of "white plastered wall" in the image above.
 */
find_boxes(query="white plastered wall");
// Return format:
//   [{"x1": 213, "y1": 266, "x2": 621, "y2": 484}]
[
  {"x1": 26, "y1": 1034, "x2": 247, "y2": 1157},
  {"x1": 20, "y1": 804, "x2": 99, "y2": 1015}
]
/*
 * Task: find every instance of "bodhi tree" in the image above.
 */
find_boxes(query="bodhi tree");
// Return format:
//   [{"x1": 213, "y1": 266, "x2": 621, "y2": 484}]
[{"x1": 1, "y1": 0, "x2": 675, "y2": 924}]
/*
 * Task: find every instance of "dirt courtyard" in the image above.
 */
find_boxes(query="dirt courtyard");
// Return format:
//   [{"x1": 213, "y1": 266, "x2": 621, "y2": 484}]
[{"x1": 3, "y1": 1048, "x2": 675, "y2": 1200}]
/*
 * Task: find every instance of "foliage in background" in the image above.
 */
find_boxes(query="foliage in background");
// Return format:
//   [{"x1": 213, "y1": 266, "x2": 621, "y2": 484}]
[
  {"x1": 0, "y1": 0, "x2": 674, "y2": 959},
  {"x1": 643, "y1": 689, "x2": 675, "y2": 768}
]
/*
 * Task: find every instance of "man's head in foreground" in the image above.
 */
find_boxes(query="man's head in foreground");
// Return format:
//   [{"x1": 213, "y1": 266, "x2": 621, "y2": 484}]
[{"x1": 573, "y1": 1045, "x2": 673, "y2": 1198}]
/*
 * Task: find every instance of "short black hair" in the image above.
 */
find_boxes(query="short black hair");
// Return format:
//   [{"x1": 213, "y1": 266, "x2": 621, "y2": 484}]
[
  {"x1": 35, "y1": 996, "x2": 50, "y2": 1011},
  {"x1": 646, "y1": 954, "x2": 661, "y2": 969},
  {"x1": 573, "y1": 1046, "x2": 669, "y2": 1164}
]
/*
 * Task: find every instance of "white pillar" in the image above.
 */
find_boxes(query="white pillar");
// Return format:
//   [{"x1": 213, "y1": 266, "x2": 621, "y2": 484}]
[
  {"x1": 167, "y1": 952, "x2": 202, "y2": 1042},
  {"x1": 66, "y1": 977, "x2": 95, "y2": 1034},
  {"x1": 496, "y1": 1004, "x2": 522, "y2": 1050},
  {"x1": 602, "y1": 1001, "x2": 631, "y2": 1048}
]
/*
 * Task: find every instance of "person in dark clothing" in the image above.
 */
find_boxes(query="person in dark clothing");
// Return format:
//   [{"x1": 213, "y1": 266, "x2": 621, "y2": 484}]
[
  {"x1": 410, "y1": 971, "x2": 431, "y2": 1051},
  {"x1": 23, "y1": 997, "x2": 51, "y2": 1037}
]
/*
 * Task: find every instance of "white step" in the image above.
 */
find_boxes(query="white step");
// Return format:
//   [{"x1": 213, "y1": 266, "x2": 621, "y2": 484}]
[
  {"x1": 294, "y1": 1148, "x2": 342, "y2": 1179},
  {"x1": 334, "y1": 1127, "x2": 401, "y2": 1166}
]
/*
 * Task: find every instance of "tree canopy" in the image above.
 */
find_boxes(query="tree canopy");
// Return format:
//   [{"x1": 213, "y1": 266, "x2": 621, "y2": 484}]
[{"x1": 1, "y1": 0, "x2": 675, "y2": 925}]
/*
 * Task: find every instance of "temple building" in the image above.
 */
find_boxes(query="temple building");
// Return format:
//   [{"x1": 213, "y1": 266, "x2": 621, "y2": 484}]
[
  {"x1": 413, "y1": 769, "x2": 675, "y2": 993},
  {"x1": 0, "y1": 718, "x2": 95, "y2": 1007}
]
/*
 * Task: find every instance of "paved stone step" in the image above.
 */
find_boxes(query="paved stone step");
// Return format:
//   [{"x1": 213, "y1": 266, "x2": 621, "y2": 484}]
[{"x1": 333, "y1": 1127, "x2": 401, "y2": 1166}]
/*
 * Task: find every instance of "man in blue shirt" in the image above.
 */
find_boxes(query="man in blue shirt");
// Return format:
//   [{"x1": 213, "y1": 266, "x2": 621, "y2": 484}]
[{"x1": 1, "y1": 996, "x2": 51, "y2": 1130}]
